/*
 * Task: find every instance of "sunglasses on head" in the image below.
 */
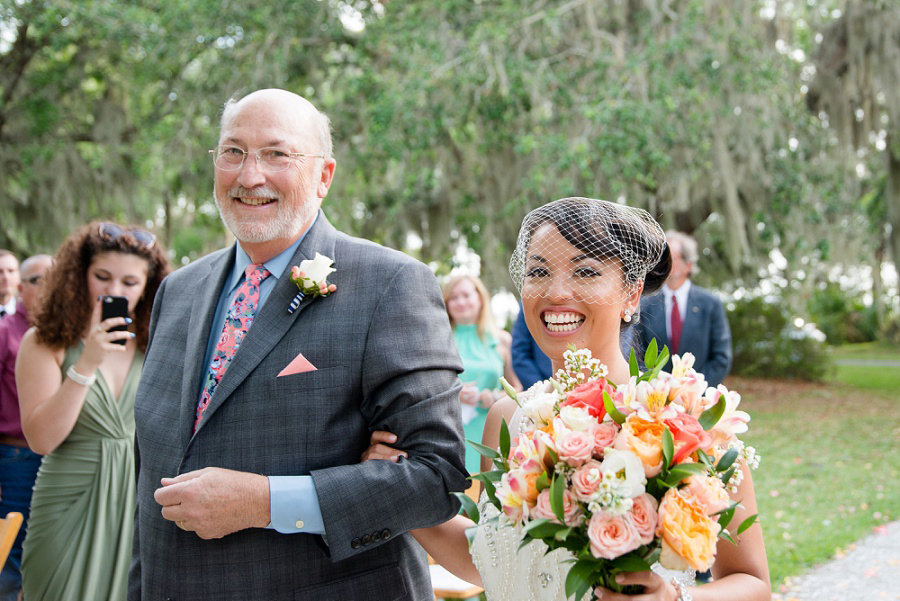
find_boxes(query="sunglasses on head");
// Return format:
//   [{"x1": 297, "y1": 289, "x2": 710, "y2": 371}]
[{"x1": 98, "y1": 223, "x2": 157, "y2": 249}]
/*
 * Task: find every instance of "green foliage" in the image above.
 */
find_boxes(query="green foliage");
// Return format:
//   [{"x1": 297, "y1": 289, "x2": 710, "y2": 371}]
[
  {"x1": 807, "y1": 284, "x2": 880, "y2": 345},
  {"x1": 728, "y1": 297, "x2": 831, "y2": 381}
]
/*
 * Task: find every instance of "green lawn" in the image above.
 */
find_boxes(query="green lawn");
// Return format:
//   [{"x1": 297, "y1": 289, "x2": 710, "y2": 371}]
[
  {"x1": 731, "y1": 373, "x2": 900, "y2": 589},
  {"x1": 829, "y1": 341, "x2": 900, "y2": 361}
]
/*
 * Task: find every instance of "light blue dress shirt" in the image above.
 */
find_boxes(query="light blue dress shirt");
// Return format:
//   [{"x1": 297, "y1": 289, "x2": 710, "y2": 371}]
[{"x1": 201, "y1": 219, "x2": 326, "y2": 536}]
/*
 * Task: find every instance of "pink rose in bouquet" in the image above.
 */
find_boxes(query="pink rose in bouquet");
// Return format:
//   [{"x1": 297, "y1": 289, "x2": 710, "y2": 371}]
[{"x1": 588, "y1": 512, "x2": 641, "y2": 560}]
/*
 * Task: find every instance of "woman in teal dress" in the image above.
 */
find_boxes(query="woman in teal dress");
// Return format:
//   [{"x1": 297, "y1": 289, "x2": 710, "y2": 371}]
[
  {"x1": 443, "y1": 275, "x2": 521, "y2": 473},
  {"x1": 16, "y1": 223, "x2": 169, "y2": 601}
]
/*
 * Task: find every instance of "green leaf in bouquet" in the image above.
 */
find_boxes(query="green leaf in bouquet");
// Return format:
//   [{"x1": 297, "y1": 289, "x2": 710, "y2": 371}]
[
  {"x1": 719, "y1": 465, "x2": 737, "y2": 486},
  {"x1": 603, "y1": 390, "x2": 627, "y2": 425},
  {"x1": 716, "y1": 503, "x2": 737, "y2": 530},
  {"x1": 564, "y1": 559, "x2": 597, "y2": 601},
  {"x1": 698, "y1": 394, "x2": 727, "y2": 430},
  {"x1": 535, "y1": 471, "x2": 551, "y2": 492},
  {"x1": 500, "y1": 377, "x2": 519, "y2": 405},
  {"x1": 719, "y1": 528, "x2": 736, "y2": 545},
  {"x1": 737, "y1": 513, "x2": 759, "y2": 535},
  {"x1": 661, "y1": 427, "x2": 675, "y2": 472},
  {"x1": 629, "y1": 348, "x2": 641, "y2": 377},
  {"x1": 611, "y1": 552, "x2": 653, "y2": 571},
  {"x1": 554, "y1": 526, "x2": 573, "y2": 541},
  {"x1": 524, "y1": 518, "x2": 569, "y2": 538},
  {"x1": 551, "y1": 472, "x2": 566, "y2": 524},
  {"x1": 499, "y1": 418, "x2": 511, "y2": 462},
  {"x1": 656, "y1": 345, "x2": 670, "y2": 371},
  {"x1": 468, "y1": 440, "x2": 500, "y2": 459},
  {"x1": 644, "y1": 337, "x2": 659, "y2": 369},
  {"x1": 452, "y1": 491, "x2": 480, "y2": 523},
  {"x1": 548, "y1": 447, "x2": 560, "y2": 465},
  {"x1": 716, "y1": 448, "x2": 739, "y2": 473},
  {"x1": 696, "y1": 448, "x2": 714, "y2": 470},
  {"x1": 471, "y1": 472, "x2": 500, "y2": 510},
  {"x1": 664, "y1": 462, "x2": 708, "y2": 487}
]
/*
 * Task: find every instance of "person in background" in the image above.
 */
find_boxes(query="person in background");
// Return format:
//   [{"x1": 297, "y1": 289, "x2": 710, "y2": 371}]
[
  {"x1": 16, "y1": 223, "x2": 169, "y2": 601},
  {"x1": 633, "y1": 230, "x2": 732, "y2": 388},
  {"x1": 443, "y1": 274, "x2": 521, "y2": 473},
  {"x1": 510, "y1": 301, "x2": 552, "y2": 389},
  {"x1": 0, "y1": 254, "x2": 53, "y2": 601},
  {"x1": 0, "y1": 252, "x2": 19, "y2": 319}
]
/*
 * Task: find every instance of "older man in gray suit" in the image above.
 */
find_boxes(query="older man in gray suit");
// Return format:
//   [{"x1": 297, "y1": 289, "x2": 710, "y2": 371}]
[
  {"x1": 633, "y1": 231, "x2": 732, "y2": 387},
  {"x1": 129, "y1": 89, "x2": 468, "y2": 600}
]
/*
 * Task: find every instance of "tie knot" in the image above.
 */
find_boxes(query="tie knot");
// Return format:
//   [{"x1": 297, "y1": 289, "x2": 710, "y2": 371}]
[{"x1": 245, "y1": 264, "x2": 270, "y2": 287}]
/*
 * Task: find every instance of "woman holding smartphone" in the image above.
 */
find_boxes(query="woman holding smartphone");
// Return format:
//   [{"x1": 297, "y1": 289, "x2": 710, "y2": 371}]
[{"x1": 16, "y1": 222, "x2": 169, "y2": 601}]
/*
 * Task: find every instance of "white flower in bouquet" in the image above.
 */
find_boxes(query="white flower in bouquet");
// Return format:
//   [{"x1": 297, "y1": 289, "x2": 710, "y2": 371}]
[{"x1": 521, "y1": 389, "x2": 558, "y2": 428}]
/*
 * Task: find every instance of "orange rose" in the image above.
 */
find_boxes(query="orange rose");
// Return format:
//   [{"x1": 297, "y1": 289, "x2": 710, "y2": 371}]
[
  {"x1": 614, "y1": 414, "x2": 665, "y2": 477},
  {"x1": 657, "y1": 488, "x2": 721, "y2": 572},
  {"x1": 561, "y1": 379, "x2": 610, "y2": 420},
  {"x1": 682, "y1": 474, "x2": 731, "y2": 516},
  {"x1": 664, "y1": 412, "x2": 712, "y2": 465}
]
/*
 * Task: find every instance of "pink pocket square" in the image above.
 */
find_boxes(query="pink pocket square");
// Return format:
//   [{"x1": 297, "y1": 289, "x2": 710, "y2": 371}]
[{"x1": 278, "y1": 353, "x2": 317, "y2": 377}]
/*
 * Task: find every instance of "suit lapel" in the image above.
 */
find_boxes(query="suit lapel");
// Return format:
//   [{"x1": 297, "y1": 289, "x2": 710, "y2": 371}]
[
  {"x1": 680, "y1": 287, "x2": 698, "y2": 351},
  {"x1": 192, "y1": 214, "x2": 339, "y2": 435},
  {"x1": 649, "y1": 295, "x2": 669, "y2": 349},
  {"x1": 179, "y1": 248, "x2": 235, "y2": 446}
]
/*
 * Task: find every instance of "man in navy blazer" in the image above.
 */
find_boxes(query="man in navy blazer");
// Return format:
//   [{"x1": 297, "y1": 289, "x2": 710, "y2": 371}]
[{"x1": 633, "y1": 231, "x2": 732, "y2": 387}]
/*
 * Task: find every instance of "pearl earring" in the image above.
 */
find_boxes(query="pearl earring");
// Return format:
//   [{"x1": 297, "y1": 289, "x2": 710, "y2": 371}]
[{"x1": 623, "y1": 310, "x2": 632, "y2": 323}]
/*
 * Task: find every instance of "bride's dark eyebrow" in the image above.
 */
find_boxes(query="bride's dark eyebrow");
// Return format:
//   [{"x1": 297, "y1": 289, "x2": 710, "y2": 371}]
[{"x1": 527, "y1": 255, "x2": 547, "y2": 263}]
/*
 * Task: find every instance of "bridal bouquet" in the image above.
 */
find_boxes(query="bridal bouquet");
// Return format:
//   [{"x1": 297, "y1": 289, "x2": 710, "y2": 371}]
[{"x1": 456, "y1": 344, "x2": 760, "y2": 600}]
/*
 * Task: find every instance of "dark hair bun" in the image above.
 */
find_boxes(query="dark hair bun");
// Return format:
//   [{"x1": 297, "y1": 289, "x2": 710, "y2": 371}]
[{"x1": 643, "y1": 242, "x2": 671, "y2": 295}]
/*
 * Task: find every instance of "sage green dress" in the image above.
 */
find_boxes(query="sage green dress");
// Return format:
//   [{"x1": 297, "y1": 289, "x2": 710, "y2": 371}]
[{"x1": 21, "y1": 344, "x2": 143, "y2": 601}]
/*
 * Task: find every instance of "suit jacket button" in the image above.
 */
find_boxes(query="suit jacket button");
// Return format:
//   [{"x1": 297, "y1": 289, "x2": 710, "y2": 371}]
[
  {"x1": 351, "y1": 538, "x2": 361, "y2": 549},
  {"x1": 361, "y1": 533, "x2": 371, "y2": 545},
  {"x1": 372, "y1": 531, "x2": 382, "y2": 542},
  {"x1": 381, "y1": 529, "x2": 391, "y2": 540}
]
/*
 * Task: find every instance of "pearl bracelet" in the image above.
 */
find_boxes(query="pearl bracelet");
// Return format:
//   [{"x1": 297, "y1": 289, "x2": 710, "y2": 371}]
[
  {"x1": 66, "y1": 365, "x2": 96, "y2": 387},
  {"x1": 671, "y1": 579, "x2": 693, "y2": 601}
]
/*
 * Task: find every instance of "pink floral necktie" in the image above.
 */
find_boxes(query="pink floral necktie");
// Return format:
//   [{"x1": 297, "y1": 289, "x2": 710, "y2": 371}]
[{"x1": 195, "y1": 263, "x2": 271, "y2": 430}]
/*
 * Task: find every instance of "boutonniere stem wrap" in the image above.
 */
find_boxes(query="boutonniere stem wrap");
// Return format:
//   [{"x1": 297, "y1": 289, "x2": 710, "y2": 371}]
[{"x1": 288, "y1": 253, "x2": 337, "y2": 314}]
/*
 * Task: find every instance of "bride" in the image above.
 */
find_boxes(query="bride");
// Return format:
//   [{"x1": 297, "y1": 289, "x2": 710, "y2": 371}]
[{"x1": 364, "y1": 197, "x2": 771, "y2": 601}]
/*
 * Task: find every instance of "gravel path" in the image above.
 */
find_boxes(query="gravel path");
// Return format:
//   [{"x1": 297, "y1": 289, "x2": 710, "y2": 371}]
[{"x1": 773, "y1": 520, "x2": 900, "y2": 601}]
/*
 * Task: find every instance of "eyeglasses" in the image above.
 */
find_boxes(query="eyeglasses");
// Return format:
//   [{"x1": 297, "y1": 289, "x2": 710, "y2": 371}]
[
  {"x1": 98, "y1": 223, "x2": 157, "y2": 249},
  {"x1": 24, "y1": 275, "x2": 45, "y2": 285},
  {"x1": 209, "y1": 145, "x2": 326, "y2": 173}
]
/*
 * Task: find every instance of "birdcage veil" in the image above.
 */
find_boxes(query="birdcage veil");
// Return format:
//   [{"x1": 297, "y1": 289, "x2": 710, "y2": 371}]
[{"x1": 509, "y1": 197, "x2": 667, "y2": 306}]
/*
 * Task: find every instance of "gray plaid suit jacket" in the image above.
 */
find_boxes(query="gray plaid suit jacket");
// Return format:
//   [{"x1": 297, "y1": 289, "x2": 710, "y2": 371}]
[{"x1": 129, "y1": 212, "x2": 468, "y2": 601}]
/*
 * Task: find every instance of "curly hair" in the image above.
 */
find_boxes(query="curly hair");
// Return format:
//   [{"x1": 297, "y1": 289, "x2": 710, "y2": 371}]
[{"x1": 32, "y1": 222, "x2": 170, "y2": 352}]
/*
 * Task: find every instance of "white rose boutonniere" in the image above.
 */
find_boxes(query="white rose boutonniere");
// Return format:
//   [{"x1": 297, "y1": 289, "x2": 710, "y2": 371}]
[{"x1": 288, "y1": 253, "x2": 337, "y2": 313}]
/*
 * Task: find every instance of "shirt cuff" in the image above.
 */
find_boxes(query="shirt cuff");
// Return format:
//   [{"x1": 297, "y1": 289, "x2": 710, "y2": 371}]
[{"x1": 267, "y1": 475, "x2": 326, "y2": 535}]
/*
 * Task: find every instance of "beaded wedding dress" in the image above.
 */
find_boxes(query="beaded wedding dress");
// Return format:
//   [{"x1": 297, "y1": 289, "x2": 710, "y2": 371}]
[{"x1": 469, "y1": 393, "x2": 695, "y2": 601}]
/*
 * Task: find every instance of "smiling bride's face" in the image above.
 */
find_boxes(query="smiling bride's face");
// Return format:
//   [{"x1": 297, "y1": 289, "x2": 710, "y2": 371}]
[{"x1": 521, "y1": 223, "x2": 640, "y2": 368}]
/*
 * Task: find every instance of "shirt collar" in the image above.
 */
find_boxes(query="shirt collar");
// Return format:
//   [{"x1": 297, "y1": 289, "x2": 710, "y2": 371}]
[
  {"x1": 663, "y1": 280, "x2": 692, "y2": 303},
  {"x1": 226, "y1": 214, "x2": 319, "y2": 292}
]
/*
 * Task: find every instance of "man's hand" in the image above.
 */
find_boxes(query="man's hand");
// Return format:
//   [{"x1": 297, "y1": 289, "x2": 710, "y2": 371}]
[{"x1": 154, "y1": 467, "x2": 270, "y2": 539}]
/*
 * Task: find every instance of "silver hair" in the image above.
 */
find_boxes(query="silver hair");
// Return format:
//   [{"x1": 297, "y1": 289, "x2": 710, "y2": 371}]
[
  {"x1": 665, "y1": 230, "x2": 699, "y2": 275},
  {"x1": 219, "y1": 93, "x2": 333, "y2": 159}
]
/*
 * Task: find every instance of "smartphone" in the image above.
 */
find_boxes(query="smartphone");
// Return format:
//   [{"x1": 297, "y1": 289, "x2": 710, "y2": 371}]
[{"x1": 101, "y1": 295, "x2": 130, "y2": 346}]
